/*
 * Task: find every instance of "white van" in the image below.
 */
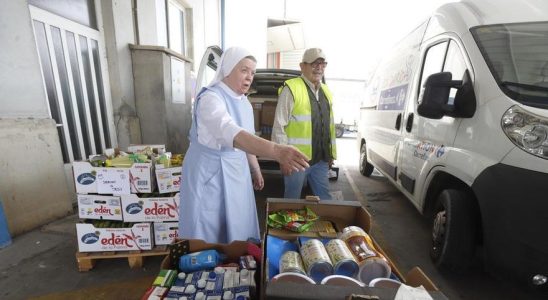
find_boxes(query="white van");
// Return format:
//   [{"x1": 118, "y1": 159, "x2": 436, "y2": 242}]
[{"x1": 357, "y1": 0, "x2": 548, "y2": 285}]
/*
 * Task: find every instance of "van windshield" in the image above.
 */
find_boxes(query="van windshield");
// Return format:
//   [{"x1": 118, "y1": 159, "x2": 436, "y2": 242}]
[{"x1": 471, "y1": 22, "x2": 548, "y2": 109}]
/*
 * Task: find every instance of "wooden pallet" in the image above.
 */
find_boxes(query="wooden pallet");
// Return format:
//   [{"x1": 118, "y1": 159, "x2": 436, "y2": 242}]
[{"x1": 75, "y1": 246, "x2": 169, "y2": 272}]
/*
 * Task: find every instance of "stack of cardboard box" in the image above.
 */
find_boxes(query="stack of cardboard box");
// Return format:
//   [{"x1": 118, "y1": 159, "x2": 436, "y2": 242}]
[{"x1": 72, "y1": 145, "x2": 182, "y2": 253}]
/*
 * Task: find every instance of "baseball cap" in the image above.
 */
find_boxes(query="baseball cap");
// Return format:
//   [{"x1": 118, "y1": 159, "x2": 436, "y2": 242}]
[{"x1": 302, "y1": 48, "x2": 326, "y2": 63}]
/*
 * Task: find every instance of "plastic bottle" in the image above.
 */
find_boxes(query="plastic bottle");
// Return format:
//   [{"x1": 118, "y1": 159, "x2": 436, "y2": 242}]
[
  {"x1": 178, "y1": 249, "x2": 225, "y2": 273},
  {"x1": 339, "y1": 226, "x2": 391, "y2": 284}
]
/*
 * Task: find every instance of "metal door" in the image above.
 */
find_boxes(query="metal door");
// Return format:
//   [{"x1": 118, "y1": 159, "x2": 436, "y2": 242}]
[{"x1": 30, "y1": 5, "x2": 114, "y2": 163}]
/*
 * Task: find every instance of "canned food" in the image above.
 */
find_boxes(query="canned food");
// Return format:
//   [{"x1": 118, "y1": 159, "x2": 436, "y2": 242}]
[
  {"x1": 340, "y1": 226, "x2": 379, "y2": 262},
  {"x1": 340, "y1": 226, "x2": 391, "y2": 285},
  {"x1": 300, "y1": 239, "x2": 333, "y2": 283},
  {"x1": 279, "y1": 251, "x2": 306, "y2": 275},
  {"x1": 357, "y1": 256, "x2": 391, "y2": 285},
  {"x1": 325, "y1": 239, "x2": 359, "y2": 278}
]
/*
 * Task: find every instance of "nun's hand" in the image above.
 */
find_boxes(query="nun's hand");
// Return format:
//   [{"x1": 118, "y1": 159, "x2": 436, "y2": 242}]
[
  {"x1": 251, "y1": 168, "x2": 264, "y2": 190},
  {"x1": 275, "y1": 144, "x2": 309, "y2": 175}
]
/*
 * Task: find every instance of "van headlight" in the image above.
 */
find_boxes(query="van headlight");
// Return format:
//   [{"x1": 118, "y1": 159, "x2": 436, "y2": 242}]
[{"x1": 502, "y1": 106, "x2": 548, "y2": 159}]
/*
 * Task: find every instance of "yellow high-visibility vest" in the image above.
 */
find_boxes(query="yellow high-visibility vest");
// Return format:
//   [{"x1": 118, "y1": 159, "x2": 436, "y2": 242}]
[{"x1": 281, "y1": 78, "x2": 337, "y2": 159}]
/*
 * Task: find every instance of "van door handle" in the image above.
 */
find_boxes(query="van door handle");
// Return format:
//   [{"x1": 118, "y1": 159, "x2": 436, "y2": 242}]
[
  {"x1": 405, "y1": 113, "x2": 414, "y2": 132},
  {"x1": 395, "y1": 113, "x2": 402, "y2": 130}
]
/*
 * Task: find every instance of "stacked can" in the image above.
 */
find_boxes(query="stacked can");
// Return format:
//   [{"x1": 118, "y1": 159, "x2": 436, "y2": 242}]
[
  {"x1": 340, "y1": 226, "x2": 391, "y2": 285},
  {"x1": 279, "y1": 251, "x2": 306, "y2": 275},
  {"x1": 325, "y1": 239, "x2": 359, "y2": 278},
  {"x1": 299, "y1": 239, "x2": 334, "y2": 283}
]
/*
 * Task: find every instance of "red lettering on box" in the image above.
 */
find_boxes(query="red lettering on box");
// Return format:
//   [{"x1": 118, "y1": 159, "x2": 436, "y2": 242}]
[
  {"x1": 144, "y1": 202, "x2": 176, "y2": 217},
  {"x1": 94, "y1": 205, "x2": 113, "y2": 215},
  {"x1": 100, "y1": 233, "x2": 133, "y2": 247}
]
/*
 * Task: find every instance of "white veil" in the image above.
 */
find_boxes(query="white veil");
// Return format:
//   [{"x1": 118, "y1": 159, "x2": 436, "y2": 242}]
[{"x1": 208, "y1": 46, "x2": 252, "y2": 88}]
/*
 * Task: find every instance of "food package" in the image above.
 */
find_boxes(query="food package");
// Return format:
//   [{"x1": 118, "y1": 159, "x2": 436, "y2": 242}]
[{"x1": 267, "y1": 207, "x2": 318, "y2": 233}]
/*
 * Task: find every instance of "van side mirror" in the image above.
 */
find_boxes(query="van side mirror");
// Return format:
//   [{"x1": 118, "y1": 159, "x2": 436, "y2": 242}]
[
  {"x1": 418, "y1": 72, "x2": 457, "y2": 119},
  {"x1": 450, "y1": 70, "x2": 476, "y2": 118},
  {"x1": 418, "y1": 71, "x2": 476, "y2": 119}
]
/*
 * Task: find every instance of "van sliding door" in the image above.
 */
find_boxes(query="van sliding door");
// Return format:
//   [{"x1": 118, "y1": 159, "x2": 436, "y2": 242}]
[{"x1": 399, "y1": 40, "x2": 467, "y2": 202}]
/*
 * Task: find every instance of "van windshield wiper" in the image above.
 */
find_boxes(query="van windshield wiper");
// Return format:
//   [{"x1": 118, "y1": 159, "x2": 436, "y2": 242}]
[{"x1": 500, "y1": 81, "x2": 548, "y2": 92}]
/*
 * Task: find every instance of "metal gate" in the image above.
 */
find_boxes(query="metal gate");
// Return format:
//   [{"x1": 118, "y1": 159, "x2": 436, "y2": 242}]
[{"x1": 30, "y1": 5, "x2": 114, "y2": 163}]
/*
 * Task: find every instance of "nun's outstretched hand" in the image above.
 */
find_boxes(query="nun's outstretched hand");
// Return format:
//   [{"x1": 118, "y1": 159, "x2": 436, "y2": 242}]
[{"x1": 274, "y1": 144, "x2": 309, "y2": 176}]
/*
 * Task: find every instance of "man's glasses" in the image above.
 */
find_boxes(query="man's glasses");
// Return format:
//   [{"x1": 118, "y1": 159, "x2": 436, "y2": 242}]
[{"x1": 308, "y1": 61, "x2": 328, "y2": 68}]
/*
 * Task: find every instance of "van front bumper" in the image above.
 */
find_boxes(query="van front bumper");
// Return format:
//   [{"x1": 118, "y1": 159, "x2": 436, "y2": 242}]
[{"x1": 472, "y1": 163, "x2": 548, "y2": 285}]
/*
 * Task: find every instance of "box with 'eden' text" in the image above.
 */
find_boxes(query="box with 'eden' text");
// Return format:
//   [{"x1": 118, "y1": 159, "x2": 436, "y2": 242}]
[
  {"x1": 76, "y1": 222, "x2": 152, "y2": 252},
  {"x1": 77, "y1": 194, "x2": 122, "y2": 221},
  {"x1": 121, "y1": 193, "x2": 180, "y2": 222}
]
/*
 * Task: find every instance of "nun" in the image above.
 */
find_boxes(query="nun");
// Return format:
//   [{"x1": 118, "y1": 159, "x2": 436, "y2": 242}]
[{"x1": 179, "y1": 47, "x2": 309, "y2": 243}]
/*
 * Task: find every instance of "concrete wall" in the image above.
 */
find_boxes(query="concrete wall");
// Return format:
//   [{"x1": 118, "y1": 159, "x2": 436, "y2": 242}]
[
  {"x1": 101, "y1": 0, "x2": 141, "y2": 150},
  {"x1": 131, "y1": 48, "x2": 193, "y2": 154},
  {"x1": 0, "y1": 0, "x2": 49, "y2": 118},
  {"x1": 0, "y1": 0, "x2": 72, "y2": 236},
  {"x1": 0, "y1": 119, "x2": 73, "y2": 236},
  {"x1": 103, "y1": 0, "x2": 221, "y2": 151},
  {"x1": 129, "y1": 0, "x2": 220, "y2": 154}
]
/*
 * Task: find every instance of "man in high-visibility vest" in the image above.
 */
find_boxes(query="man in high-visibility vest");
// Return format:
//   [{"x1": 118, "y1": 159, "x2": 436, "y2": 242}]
[{"x1": 272, "y1": 48, "x2": 337, "y2": 200}]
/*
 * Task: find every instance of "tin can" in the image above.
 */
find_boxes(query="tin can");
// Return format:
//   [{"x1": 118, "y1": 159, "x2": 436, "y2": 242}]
[
  {"x1": 325, "y1": 239, "x2": 359, "y2": 278},
  {"x1": 340, "y1": 226, "x2": 391, "y2": 285},
  {"x1": 300, "y1": 239, "x2": 333, "y2": 283},
  {"x1": 279, "y1": 251, "x2": 306, "y2": 275}
]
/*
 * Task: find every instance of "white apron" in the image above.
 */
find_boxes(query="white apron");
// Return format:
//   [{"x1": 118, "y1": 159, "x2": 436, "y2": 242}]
[{"x1": 178, "y1": 85, "x2": 260, "y2": 243}]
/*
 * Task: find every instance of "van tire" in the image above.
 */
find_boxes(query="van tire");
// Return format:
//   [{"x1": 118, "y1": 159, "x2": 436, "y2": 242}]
[
  {"x1": 359, "y1": 143, "x2": 374, "y2": 177},
  {"x1": 430, "y1": 189, "x2": 476, "y2": 273}
]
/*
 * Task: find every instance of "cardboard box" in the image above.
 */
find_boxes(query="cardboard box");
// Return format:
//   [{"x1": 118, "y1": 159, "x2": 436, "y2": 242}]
[
  {"x1": 76, "y1": 222, "x2": 153, "y2": 252},
  {"x1": 160, "y1": 239, "x2": 251, "y2": 270},
  {"x1": 77, "y1": 194, "x2": 123, "y2": 221},
  {"x1": 121, "y1": 193, "x2": 180, "y2": 222},
  {"x1": 155, "y1": 165, "x2": 182, "y2": 194},
  {"x1": 153, "y1": 222, "x2": 179, "y2": 245},
  {"x1": 159, "y1": 239, "x2": 258, "y2": 298},
  {"x1": 262, "y1": 198, "x2": 446, "y2": 300},
  {"x1": 261, "y1": 101, "x2": 277, "y2": 126},
  {"x1": 72, "y1": 161, "x2": 155, "y2": 194},
  {"x1": 253, "y1": 103, "x2": 262, "y2": 131},
  {"x1": 72, "y1": 162, "x2": 100, "y2": 194}
]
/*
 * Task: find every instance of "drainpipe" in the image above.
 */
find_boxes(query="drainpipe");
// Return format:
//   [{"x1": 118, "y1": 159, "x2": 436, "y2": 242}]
[
  {"x1": 132, "y1": 0, "x2": 140, "y2": 45},
  {"x1": 221, "y1": 0, "x2": 225, "y2": 50}
]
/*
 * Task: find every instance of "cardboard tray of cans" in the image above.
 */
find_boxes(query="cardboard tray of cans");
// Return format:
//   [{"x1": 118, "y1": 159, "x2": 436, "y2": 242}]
[{"x1": 261, "y1": 198, "x2": 448, "y2": 300}]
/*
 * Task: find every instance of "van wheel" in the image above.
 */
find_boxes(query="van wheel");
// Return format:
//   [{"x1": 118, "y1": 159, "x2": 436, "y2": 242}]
[
  {"x1": 359, "y1": 143, "x2": 374, "y2": 177},
  {"x1": 335, "y1": 125, "x2": 345, "y2": 138},
  {"x1": 430, "y1": 189, "x2": 477, "y2": 273}
]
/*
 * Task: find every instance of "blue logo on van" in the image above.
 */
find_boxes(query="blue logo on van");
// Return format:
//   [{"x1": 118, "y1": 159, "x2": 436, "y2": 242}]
[
  {"x1": 126, "y1": 203, "x2": 143, "y2": 215},
  {"x1": 436, "y1": 146, "x2": 446, "y2": 158},
  {"x1": 77, "y1": 173, "x2": 96, "y2": 185},
  {"x1": 81, "y1": 233, "x2": 99, "y2": 244}
]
